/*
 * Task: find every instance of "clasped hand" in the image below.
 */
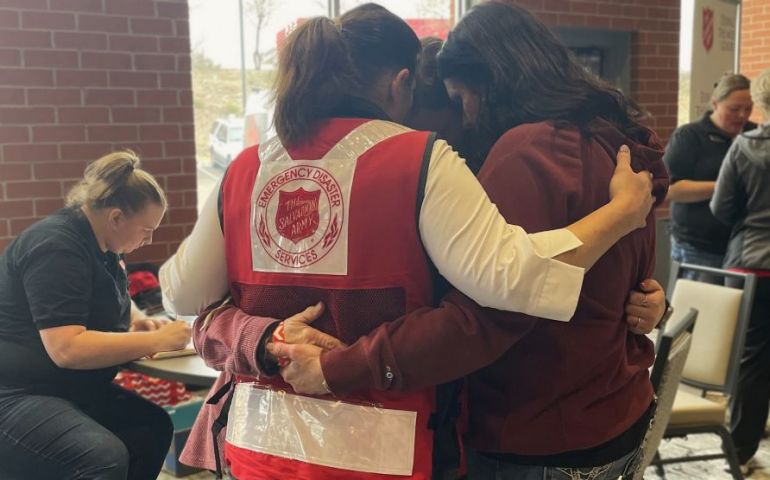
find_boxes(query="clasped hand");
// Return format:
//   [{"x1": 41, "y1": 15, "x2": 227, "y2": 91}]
[{"x1": 266, "y1": 302, "x2": 345, "y2": 395}]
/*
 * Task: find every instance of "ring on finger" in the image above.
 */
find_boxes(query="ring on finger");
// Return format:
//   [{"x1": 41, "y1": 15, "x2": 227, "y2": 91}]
[{"x1": 635, "y1": 316, "x2": 642, "y2": 328}]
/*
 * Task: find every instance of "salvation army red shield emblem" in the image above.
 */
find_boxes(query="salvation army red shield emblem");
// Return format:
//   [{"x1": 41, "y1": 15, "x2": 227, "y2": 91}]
[
  {"x1": 275, "y1": 188, "x2": 320, "y2": 244},
  {"x1": 702, "y1": 7, "x2": 714, "y2": 52},
  {"x1": 253, "y1": 164, "x2": 346, "y2": 270}
]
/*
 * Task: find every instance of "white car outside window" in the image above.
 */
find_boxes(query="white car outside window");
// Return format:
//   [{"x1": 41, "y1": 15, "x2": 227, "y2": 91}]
[{"x1": 208, "y1": 117, "x2": 245, "y2": 169}]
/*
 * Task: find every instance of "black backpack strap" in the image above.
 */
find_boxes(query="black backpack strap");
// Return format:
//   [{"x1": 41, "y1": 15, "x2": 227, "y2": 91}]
[
  {"x1": 428, "y1": 380, "x2": 462, "y2": 430},
  {"x1": 207, "y1": 378, "x2": 234, "y2": 479},
  {"x1": 429, "y1": 379, "x2": 464, "y2": 478},
  {"x1": 217, "y1": 167, "x2": 228, "y2": 233}
]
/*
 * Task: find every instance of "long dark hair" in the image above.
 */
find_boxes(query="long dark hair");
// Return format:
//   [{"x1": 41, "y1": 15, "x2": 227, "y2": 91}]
[
  {"x1": 437, "y1": 1, "x2": 647, "y2": 148},
  {"x1": 273, "y1": 3, "x2": 420, "y2": 145}
]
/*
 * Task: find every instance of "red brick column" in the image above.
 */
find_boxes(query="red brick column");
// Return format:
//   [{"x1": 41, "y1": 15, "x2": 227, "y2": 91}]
[
  {"x1": 0, "y1": 0, "x2": 196, "y2": 264},
  {"x1": 740, "y1": 0, "x2": 770, "y2": 123},
  {"x1": 497, "y1": 0, "x2": 681, "y2": 142}
]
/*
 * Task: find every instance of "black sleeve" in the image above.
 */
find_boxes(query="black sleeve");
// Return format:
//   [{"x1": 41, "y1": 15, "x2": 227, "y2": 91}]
[
  {"x1": 663, "y1": 126, "x2": 698, "y2": 184},
  {"x1": 20, "y1": 248, "x2": 92, "y2": 330}
]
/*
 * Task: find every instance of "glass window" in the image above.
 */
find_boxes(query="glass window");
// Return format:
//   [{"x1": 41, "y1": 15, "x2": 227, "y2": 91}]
[
  {"x1": 341, "y1": 0, "x2": 453, "y2": 39},
  {"x1": 571, "y1": 47, "x2": 603, "y2": 78},
  {"x1": 189, "y1": 0, "x2": 326, "y2": 211},
  {"x1": 190, "y1": 0, "x2": 455, "y2": 212}
]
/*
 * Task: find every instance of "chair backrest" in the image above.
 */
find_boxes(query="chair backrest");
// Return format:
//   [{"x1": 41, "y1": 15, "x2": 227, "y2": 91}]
[
  {"x1": 634, "y1": 309, "x2": 698, "y2": 479},
  {"x1": 667, "y1": 263, "x2": 756, "y2": 395},
  {"x1": 650, "y1": 308, "x2": 698, "y2": 391}
]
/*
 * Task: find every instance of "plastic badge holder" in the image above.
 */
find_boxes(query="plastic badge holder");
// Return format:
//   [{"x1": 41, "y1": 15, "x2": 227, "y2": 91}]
[{"x1": 226, "y1": 381, "x2": 417, "y2": 476}]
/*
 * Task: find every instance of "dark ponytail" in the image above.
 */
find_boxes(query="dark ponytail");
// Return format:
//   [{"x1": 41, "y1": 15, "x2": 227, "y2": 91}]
[
  {"x1": 273, "y1": 17, "x2": 356, "y2": 146},
  {"x1": 273, "y1": 3, "x2": 421, "y2": 146}
]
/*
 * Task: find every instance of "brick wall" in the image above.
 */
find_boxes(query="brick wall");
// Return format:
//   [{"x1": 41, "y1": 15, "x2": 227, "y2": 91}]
[
  {"x1": 0, "y1": 0, "x2": 196, "y2": 264},
  {"x1": 501, "y1": 0, "x2": 680, "y2": 142},
  {"x1": 740, "y1": 0, "x2": 770, "y2": 123}
]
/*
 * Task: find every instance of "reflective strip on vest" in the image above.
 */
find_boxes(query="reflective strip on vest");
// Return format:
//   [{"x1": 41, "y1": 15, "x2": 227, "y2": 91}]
[
  {"x1": 226, "y1": 382, "x2": 417, "y2": 476},
  {"x1": 257, "y1": 120, "x2": 412, "y2": 164}
]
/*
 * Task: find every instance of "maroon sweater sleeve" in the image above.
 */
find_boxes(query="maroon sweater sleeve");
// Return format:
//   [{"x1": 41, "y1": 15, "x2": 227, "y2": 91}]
[
  {"x1": 192, "y1": 304, "x2": 280, "y2": 377},
  {"x1": 322, "y1": 291, "x2": 539, "y2": 394},
  {"x1": 322, "y1": 123, "x2": 583, "y2": 395}
]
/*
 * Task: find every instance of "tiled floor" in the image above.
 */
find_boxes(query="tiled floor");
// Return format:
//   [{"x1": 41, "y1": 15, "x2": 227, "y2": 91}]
[
  {"x1": 158, "y1": 469, "x2": 214, "y2": 480},
  {"x1": 639, "y1": 432, "x2": 770, "y2": 479},
  {"x1": 156, "y1": 433, "x2": 770, "y2": 479}
]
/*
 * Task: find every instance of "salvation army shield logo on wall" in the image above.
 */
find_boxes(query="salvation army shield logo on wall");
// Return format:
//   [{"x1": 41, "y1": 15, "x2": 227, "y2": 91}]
[
  {"x1": 702, "y1": 7, "x2": 714, "y2": 52},
  {"x1": 254, "y1": 165, "x2": 344, "y2": 269},
  {"x1": 275, "y1": 188, "x2": 320, "y2": 244}
]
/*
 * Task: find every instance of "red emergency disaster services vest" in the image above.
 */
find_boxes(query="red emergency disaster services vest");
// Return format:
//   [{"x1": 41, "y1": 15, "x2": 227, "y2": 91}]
[{"x1": 221, "y1": 118, "x2": 438, "y2": 480}]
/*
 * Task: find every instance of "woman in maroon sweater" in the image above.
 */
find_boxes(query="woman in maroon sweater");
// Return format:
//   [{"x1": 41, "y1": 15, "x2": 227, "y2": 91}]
[{"x1": 273, "y1": 3, "x2": 670, "y2": 479}]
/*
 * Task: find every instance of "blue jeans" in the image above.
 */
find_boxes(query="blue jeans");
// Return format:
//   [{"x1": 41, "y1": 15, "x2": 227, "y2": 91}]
[
  {"x1": 670, "y1": 236, "x2": 725, "y2": 284},
  {"x1": 0, "y1": 383, "x2": 173, "y2": 480},
  {"x1": 466, "y1": 447, "x2": 643, "y2": 480}
]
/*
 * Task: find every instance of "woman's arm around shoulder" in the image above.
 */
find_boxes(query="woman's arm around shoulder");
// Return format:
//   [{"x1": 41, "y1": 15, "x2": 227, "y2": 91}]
[{"x1": 419, "y1": 134, "x2": 652, "y2": 320}]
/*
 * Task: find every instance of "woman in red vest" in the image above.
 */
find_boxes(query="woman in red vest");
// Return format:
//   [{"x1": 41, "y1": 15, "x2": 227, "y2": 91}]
[
  {"x1": 162, "y1": 4, "x2": 658, "y2": 479},
  {"x1": 271, "y1": 3, "x2": 670, "y2": 479}
]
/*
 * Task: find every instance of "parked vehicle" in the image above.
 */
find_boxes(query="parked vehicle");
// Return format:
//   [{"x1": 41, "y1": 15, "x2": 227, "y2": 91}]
[{"x1": 208, "y1": 116, "x2": 244, "y2": 169}]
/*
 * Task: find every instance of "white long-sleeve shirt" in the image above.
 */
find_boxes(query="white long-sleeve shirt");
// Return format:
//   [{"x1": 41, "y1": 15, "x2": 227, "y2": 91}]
[{"x1": 161, "y1": 138, "x2": 584, "y2": 321}]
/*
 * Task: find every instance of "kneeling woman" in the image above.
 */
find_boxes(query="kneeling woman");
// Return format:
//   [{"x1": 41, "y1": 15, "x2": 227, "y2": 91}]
[{"x1": 0, "y1": 151, "x2": 192, "y2": 480}]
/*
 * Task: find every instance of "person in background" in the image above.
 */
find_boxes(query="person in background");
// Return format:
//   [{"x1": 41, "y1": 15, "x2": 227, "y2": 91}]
[
  {"x1": 162, "y1": 4, "x2": 656, "y2": 479},
  {"x1": 0, "y1": 151, "x2": 192, "y2": 480},
  {"x1": 271, "y1": 2, "x2": 669, "y2": 479},
  {"x1": 711, "y1": 68, "x2": 770, "y2": 475},
  {"x1": 665, "y1": 73, "x2": 755, "y2": 279}
]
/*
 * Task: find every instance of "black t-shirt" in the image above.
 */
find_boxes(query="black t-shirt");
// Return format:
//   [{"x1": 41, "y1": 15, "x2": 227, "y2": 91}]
[
  {"x1": 664, "y1": 112, "x2": 757, "y2": 254},
  {"x1": 0, "y1": 208, "x2": 130, "y2": 395}
]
